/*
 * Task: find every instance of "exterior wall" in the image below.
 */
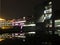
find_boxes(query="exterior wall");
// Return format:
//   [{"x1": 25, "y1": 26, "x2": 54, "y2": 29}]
[{"x1": 0, "y1": 0, "x2": 1, "y2": 16}]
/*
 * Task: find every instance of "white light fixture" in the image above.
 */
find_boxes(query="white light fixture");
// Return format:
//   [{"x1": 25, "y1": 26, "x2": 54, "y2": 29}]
[
  {"x1": 17, "y1": 20, "x2": 26, "y2": 23},
  {"x1": 48, "y1": 14, "x2": 52, "y2": 19},
  {"x1": 23, "y1": 24, "x2": 36, "y2": 26},
  {"x1": 23, "y1": 17, "x2": 25, "y2": 20},
  {"x1": 55, "y1": 20, "x2": 60, "y2": 22},
  {"x1": 17, "y1": 36, "x2": 26, "y2": 38},
  {"x1": 49, "y1": 8, "x2": 52, "y2": 13},
  {"x1": 56, "y1": 25, "x2": 60, "y2": 27},
  {"x1": 44, "y1": 10, "x2": 47, "y2": 14},
  {"x1": 28, "y1": 32, "x2": 36, "y2": 34},
  {"x1": 49, "y1": 2, "x2": 52, "y2": 5},
  {"x1": 57, "y1": 30, "x2": 60, "y2": 31},
  {"x1": 15, "y1": 33, "x2": 18, "y2": 35},
  {"x1": 15, "y1": 23, "x2": 19, "y2": 26},
  {"x1": 44, "y1": 17, "x2": 46, "y2": 20}
]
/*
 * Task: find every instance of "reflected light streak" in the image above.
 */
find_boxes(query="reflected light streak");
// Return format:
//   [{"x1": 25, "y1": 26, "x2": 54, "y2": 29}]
[
  {"x1": 54, "y1": 24, "x2": 60, "y2": 27},
  {"x1": 23, "y1": 24, "x2": 36, "y2": 26},
  {"x1": 55, "y1": 20, "x2": 60, "y2": 22},
  {"x1": 49, "y1": 2, "x2": 52, "y2": 5},
  {"x1": 0, "y1": 18, "x2": 5, "y2": 20},
  {"x1": 0, "y1": 38, "x2": 5, "y2": 42}
]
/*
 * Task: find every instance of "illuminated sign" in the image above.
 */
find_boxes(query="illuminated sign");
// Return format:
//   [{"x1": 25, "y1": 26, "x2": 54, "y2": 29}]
[{"x1": 12, "y1": 21, "x2": 25, "y2": 29}]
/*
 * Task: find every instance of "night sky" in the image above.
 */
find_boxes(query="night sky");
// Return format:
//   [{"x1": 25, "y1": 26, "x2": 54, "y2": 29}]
[
  {"x1": 0, "y1": 0, "x2": 50, "y2": 19},
  {"x1": 1, "y1": 0, "x2": 32, "y2": 19}
]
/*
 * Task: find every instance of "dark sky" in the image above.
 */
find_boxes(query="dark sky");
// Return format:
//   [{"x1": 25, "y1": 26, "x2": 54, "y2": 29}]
[
  {"x1": 0, "y1": 0, "x2": 50, "y2": 19},
  {"x1": 1, "y1": 0, "x2": 32, "y2": 19}
]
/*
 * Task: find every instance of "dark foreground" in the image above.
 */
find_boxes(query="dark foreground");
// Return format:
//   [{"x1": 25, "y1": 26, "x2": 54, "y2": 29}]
[{"x1": 0, "y1": 32, "x2": 60, "y2": 45}]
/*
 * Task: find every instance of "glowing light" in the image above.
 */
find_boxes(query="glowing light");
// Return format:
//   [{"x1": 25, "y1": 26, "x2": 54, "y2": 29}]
[
  {"x1": 44, "y1": 8, "x2": 52, "y2": 14},
  {"x1": 15, "y1": 23, "x2": 19, "y2": 26},
  {"x1": 38, "y1": 15, "x2": 44, "y2": 22},
  {"x1": 47, "y1": 14, "x2": 52, "y2": 19},
  {"x1": 49, "y1": 25, "x2": 52, "y2": 27},
  {"x1": 0, "y1": 18, "x2": 5, "y2": 20},
  {"x1": 23, "y1": 17, "x2": 25, "y2": 20},
  {"x1": 18, "y1": 20, "x2": 26, "y2": 23},
  {"x1": 20, "y1": 33, "x2": 25, "y2": 36},
  {"x1": 49, "y1": 2, "x2": 52, "y2": 5},
  {"x1": 56, "y1": 25, "x2": 60, "y2": 27},
  {"x1": 17, "y1": 36, "x2": 26, "y2": 38},
  {"x1": 45, "y1": 6, "x2": 48, "y2": 9},
  {"x1": 55, "y1": 20, "x2": 60, "y2": 22},
  {"x1": 15, "y1": 33, "x2": 18, "y2": 36},
  {"x1": 58, "y1": 30, "x2": 60, "y2": 31},
  {"x1": 1, "y1": 26, "x2": 13, "y2": 29},
  {"x1": 1, "y1": 27, "x2": 5, "y2": 29},
  {"x1": 28, "y1": 32, "x2": 36, "y2": 34},
  {"x1": 49, "y1": 8, "x2": 52, "y2": 12},
  {"x1": 44, "y1": 17, "x2": 46, "y2": 20},
  {"x1": 0, "y1": 39, "x2": 5, "y2": 41},
  {"x1": 23, "y1": 24, "x2": 36, "y2": 26},
  {"x1": 44, "y1": 10, "x2": 47, "y2": 14}
]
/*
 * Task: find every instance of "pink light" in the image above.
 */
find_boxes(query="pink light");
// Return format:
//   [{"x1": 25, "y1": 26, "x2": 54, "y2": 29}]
[{"x1": 20, "y1": 23, "x2": 24, "y2": 29}]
